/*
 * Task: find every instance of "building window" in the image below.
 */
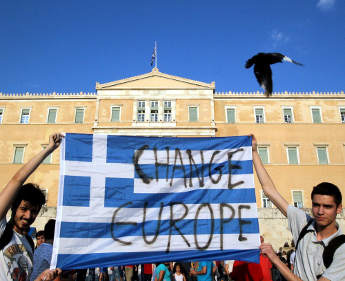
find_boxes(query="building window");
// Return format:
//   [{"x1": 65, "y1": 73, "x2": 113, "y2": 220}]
[
  {"x1": 311, "y1": 107, "x2": 322, "y2": 123},
  {"x1": 226, "y1": 108, "x2": 235, "y2": 123},
  {"x1": 47, "y1": 108, "x2": 57, "y2": 124},
  {"x1": 189, "y1": 106, "x2": 198, "y2": 122},
  {"x1": 258, "y1": 146, "x2": 269, "y2": 164},
  {"x1": 20, "y1": 109, "x2": 30, "y2": 124},
  {"x1": 164, "y1": 101, "x2": 172, "y2": 122},
  {"x1": 287, "y1": 146, "x2": 299, "y2": 164},
  {"x1": 283, "y1": 107, "x2": 293, "y2": 123},
  {"x1": 13, "y1": 146, "x2": 25, "y2": 164},
  {"x1": 0, "y1": 108, "x2": 3, "y2": 124},
  {"x1": 254, "y1": 107, "x2": 264, "y2": 123},
  {"x1": 137, "y1": 101, "x2": 145, "y2": 122},
  {"x1": 42, "y1": 145, "x2": 52, "y2": 164},
  {"x1": 340, "y1": 108, "x2": 345, "y2": 123},
  {"x1": 262, "y1": 191, "x2": 272, "y2": 208},
  {"x1": 75, "y1": 108, "x2": 85, "y2": 123},
  {"x1": 292, "y1": 191, "x2": 304, "y2": 208},
  {"x1": 316, "y1": 146, "x2": 328, "y2": 164},
  {"x1": 150, "y1": 101, "x2": 159, "y2": 122},
  {"x1": 111, "y1": 106, "x2": 121, "y2": 122}
]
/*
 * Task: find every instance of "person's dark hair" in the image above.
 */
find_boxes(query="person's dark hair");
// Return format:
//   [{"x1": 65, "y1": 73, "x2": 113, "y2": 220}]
[
  {"x1": 36, "y1": 230, "x2": 45, "y2": 239},
  {"x1": 11, "y1": 183, "x2": 46, "y2": 217},
  {"x1": 44, "y1": 219, "x2": 56, "y2": 240},
  {"x1": 311, "y1": 182, "x2": 342, "y2": 206}
]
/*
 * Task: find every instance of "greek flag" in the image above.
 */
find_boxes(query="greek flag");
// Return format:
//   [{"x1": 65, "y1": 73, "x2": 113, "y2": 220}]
[{"x1": 51, "y1": 133, "x2": 260, "y2": 270}]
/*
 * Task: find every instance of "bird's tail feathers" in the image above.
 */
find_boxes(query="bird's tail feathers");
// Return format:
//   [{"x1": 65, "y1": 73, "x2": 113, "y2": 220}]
[{"x1": 283, "y1": 56, "x2": 303, "y2": 66}]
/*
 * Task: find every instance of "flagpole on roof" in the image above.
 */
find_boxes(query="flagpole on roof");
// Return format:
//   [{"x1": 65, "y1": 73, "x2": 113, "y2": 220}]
[{"x1": 155, "y1": 41, "x2": 158, "y2": 69}]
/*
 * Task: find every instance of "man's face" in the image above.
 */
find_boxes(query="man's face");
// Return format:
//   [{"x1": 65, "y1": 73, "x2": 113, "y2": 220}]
[
  {"x1": 13, "y1": 200, "x2": 40, "y2": 235},
  {"x1": 312, "y1": 194, "x2": 342, "y2": 229},
  {"x1": 36, "y1": 235, "x2": 45, "y2": 247}
]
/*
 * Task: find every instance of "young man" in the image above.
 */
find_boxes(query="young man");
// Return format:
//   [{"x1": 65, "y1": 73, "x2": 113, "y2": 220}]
[
  {"x1": 35, "y1": 230, "x2": 45, "y2": 248},
  {"x1": 0, "y1": 133, "x2": 63, "y2": 281},
  {"x1": 251, "y1": 135, "x2": 345, "y2": 281}
]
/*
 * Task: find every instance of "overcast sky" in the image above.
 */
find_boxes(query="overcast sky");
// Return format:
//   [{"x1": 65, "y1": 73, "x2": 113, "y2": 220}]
[{"x1": 0, "y1": 0, "x2": 344, "y2": 93}]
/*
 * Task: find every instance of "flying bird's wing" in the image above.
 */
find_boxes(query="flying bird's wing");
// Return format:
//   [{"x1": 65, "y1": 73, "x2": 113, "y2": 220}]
[
  {"x1": 245, "y1": 53, "x2": 262, "y2": 68},
  {"x1": 254, "y1": 63, "x2": 273, "y2": 96}
]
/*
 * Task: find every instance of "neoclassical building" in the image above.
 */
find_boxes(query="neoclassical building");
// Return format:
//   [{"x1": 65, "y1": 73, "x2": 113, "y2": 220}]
[{"x1": 1, "y1": 68, "x2": 344, "y2": 246}]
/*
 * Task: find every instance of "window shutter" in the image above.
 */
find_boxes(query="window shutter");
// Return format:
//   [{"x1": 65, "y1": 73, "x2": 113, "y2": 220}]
[
  {"x1": 111, "y1": 107, "x2": 120, "y2": 122},
  {"x1": 312, "y1": 109, "x2": 321, "y2": 123},
  {"x1": 317, "y1": 147, "x2": 328, "y2": 164},
  {"x1": 288, "y1": 147, "x2": 298, "y2": 164},
  {"x1": 75, "y1": 108, "x2": 84, "y2": 123},
  {"x1": 48, "y1": 109, "x2": 57, "y2": 123},
  {"x1": 226, "y1": 109, "x2": 235, "y2": 123},
  {"x1": 14, "y1": 147, "x2": 24, "y2": 163},
  {"x1": 258, "y1": 147, "x2": 268, "y2": 164},
  {"x1": 189, "y1": 107, "x2": 198, "y2": 122}
]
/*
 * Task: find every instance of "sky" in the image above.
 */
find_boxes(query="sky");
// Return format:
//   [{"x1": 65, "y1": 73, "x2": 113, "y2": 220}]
[{"x1": 0, "y1": 0, "x2": 344, "y2": 93}]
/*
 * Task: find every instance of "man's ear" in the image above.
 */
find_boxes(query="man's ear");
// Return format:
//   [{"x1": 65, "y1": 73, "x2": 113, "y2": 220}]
[{"x1": 336, "y1": 204, "x2": 342, "y2": 214}]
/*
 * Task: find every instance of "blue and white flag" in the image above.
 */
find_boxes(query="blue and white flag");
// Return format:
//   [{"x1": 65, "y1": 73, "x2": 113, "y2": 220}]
[{"x1": 51, "y1": 133, "x2": 260, "y2": 270}]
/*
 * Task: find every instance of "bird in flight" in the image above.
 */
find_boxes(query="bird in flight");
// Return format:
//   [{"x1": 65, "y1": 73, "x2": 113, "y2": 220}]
[{"x1": 245, "y1": 52, "x2": 303, "y2": 97}]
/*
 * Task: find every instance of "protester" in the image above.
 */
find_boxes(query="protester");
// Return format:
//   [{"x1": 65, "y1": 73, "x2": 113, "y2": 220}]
[
  {"x1": 35, "y1": 230, "x2": 45, "y2": 248},
  {"x1": 30, "y1": 219, "x2": 56, "y2": 281},
  {"x1": 155, "y1": 262, "x2": 171, "y2": 281},
  {"x1": 0, "y1": 133, "x2": 63, "y2": 281},
  {"x1": 190, "y1": 261, "x2": 214, "y2": 281},
  {"x1": 142, "y1": 264, "x2": 153, "y2": 281},
  {"x1": 252, "y1": 134, "x2": 345, "y2": 280},
  {"x1": 230, "y1": 260, "x2": 263, "y2": 281},
  {"x1": 174, "y1": 263, "x2": 187, "y2": 281}
]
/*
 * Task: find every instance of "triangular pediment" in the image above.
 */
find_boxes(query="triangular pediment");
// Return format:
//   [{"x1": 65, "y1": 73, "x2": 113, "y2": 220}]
[{"x1": 96, "y1": 68, "x2": 215, "y2": 90}]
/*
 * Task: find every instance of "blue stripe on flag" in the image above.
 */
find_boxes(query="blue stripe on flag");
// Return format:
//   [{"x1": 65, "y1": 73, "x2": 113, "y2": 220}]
[
  {"x1": 55, "y1": 249, "x2": 260, "y2": 269},
  {"x1": 60, "y1": 218, "x2": 259, "y2": 238},
  {"x1": 104, "y1": 183, "x2": 256, "y2": 207},
  {"x1": 63, "y1": 175, "x2": 91, "y2": 207},
  {"x1": 134, "y1": 160, "x2": 253, "y2": 179},
  {"x1": 106, "y1": 135, "x2": 252, "y2": 163},
  {"x1": 65, "y1": 133, "x2": 93, "y2": 162}
]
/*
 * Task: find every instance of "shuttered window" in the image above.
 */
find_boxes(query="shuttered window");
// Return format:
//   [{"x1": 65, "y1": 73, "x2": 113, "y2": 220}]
[
  {"x1": 312, "y1": 108, "x2": 321, "y2": 123},
  {"x1": 258, "y1": 146, "x2": 269, "y2": 164},
  {"x1": 13, "y1": 146, "x2": 25, "y2": 163},
  {"x1": 287, "y1": 147, "x2": 299, "y2": 164},
  {"x1": 317, "y1": 147, "x2": 328, "y2": 164},
  {"x1": 111, "y1": 107, "x2": 120, "y2": 122},
  {"x1": 75, "y1": 108, "x2": 84, "y2": 123},
  {"x1": 47, "y1": 108, "x2": 57, "y2": 123},
  {"x1": 189, "y1": 107, "x2": 198, "y2": 122},
  {"x1": 226, "y1": 108, "x2": 235, "y2": 123}
]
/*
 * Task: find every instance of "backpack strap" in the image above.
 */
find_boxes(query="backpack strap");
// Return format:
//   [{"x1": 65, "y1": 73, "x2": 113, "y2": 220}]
[
  {"x1": 0, "y1": 222, "x2": 14, "y2": 251},
  {"x1": 323, "y1": 234, "x2": 345, "y2": 268},
  {"x1": 295, "y1": 219, "x2": 314, "y2": 251},
  {"x1": 25, "y1": 234, "x2": 35, "y2": 252}
]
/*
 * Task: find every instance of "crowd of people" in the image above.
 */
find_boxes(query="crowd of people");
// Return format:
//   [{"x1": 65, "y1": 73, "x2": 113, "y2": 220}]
[{"x1": 1, "y1": 133, "x2": 344, "y2": 281}]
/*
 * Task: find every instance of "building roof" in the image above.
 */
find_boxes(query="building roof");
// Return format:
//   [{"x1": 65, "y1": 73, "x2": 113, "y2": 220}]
[{"x1": 95, "y1": 68, "x2": 216, "y2": 90}]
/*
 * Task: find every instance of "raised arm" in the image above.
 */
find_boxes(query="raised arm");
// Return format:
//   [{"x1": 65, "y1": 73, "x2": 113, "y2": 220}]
[
  {"x1": 0, "y1": 133, "x2": 64, "y2": 220},
  {"x1": 251, "y1": 134, "x2": 289, "y2": 217}
]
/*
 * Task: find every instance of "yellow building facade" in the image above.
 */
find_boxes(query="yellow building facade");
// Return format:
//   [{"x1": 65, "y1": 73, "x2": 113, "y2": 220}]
[{"x1": 1, "y1": 68, "x2": 344, "y2": 246}]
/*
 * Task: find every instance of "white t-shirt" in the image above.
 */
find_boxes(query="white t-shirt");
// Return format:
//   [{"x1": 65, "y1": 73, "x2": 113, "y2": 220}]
[
  {"x1": 174, "y1": 273, "x2": 184, "y2": 281},
  {"x1": 0, "y1": 218, "x2": 34, "y2": 281}
]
